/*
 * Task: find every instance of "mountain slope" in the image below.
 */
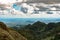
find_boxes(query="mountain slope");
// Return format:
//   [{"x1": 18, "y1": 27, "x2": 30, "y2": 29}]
[
  {"x1": 0, "y1": 22, "x2": 27, "y2": 40},
  {"x1": 17, "y1": 21, "x2": 60, "y2": 40}
]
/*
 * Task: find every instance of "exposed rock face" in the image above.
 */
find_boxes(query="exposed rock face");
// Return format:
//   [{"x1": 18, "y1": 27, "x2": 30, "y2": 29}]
[{"x1": 0, "y1": 22, "x2": 27, "y2": 40}]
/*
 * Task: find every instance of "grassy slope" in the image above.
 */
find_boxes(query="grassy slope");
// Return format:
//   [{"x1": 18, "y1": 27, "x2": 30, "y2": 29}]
[{"x1": 0, "y1": 27, "x2": 27, "y2": 40}]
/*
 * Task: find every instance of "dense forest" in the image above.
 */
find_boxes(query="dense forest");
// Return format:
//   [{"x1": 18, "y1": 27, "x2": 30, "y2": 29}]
[{"x1": 12, "y1": 21, "x2": 60, "y2": 40}]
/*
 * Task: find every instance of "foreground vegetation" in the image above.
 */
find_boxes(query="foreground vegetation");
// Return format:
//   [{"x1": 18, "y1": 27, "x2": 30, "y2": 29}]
[{"x1": 12, "y1": 21, "x2": 60, "y2": 40}]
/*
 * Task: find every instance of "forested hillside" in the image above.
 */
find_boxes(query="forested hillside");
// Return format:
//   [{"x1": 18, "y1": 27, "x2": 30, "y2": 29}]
[{"x1": 12, "y1": 21, "x2": 60, "y2": 40}]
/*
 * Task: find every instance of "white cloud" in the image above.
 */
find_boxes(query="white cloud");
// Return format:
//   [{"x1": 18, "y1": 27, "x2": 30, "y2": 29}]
[
  {"x1": 0, "y1": 0, "x2": 16, "y2": 4},
  {"x1": 0, "y1": 0, "x2": 27, "y2": 4},
  {"x1": 0, "y1": 2, "x2": 60, "y2": 18}
]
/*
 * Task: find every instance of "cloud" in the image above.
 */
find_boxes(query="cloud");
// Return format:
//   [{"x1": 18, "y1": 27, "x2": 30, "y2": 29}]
[
  {"x1": 0, "y1": 2, "x2": 60, "y2": 18},
  {"x1": 0, "y1": 0, "x2": 28, "y2": 4},
  {"x1": 0, "y1": 0, "x2": 16, "y2": 4},
  {"x1": 27, "y1": 0, "x2": 60, "y2": 3}
]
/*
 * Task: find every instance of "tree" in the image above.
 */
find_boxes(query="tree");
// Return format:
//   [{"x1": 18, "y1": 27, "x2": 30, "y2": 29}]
[
  {"x1": 46, "y1": 23, "x2": 57, "y2": 31},
  {"x1": 32, "y1": 21, "x2": 46, "y2": 31},
  {"x1": 54, "y1": 32, "x2": 60, "y2": 40}
]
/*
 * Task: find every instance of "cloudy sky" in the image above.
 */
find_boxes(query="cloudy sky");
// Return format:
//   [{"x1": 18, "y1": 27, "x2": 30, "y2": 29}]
[
  {"x1": 0, "y1": 0, "x2": 27, "y2": 4},
  {"x1": 0, "y1": 0, "x2": 60, "y2": 4},
  {"x1": 27, "y1": 0, "x2": 60, "y2": 3},
  {"x1": 0, "y1": 0, "x2": 60, "y2": 18},
  {"x1": 0, "y1": 0, "x2": 21, "y2": 4}
]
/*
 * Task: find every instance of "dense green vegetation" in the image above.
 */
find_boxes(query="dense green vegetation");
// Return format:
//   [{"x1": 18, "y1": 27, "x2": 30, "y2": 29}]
[{"x1": 12, "y1": 21, "x2": 60, "y2": 40}]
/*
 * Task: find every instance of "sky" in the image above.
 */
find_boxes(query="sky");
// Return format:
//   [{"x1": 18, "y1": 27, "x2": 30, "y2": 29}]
[
  {"x1": 0, "y1": 0, "x2": 29, "y2": 4},
  {"x1": 0, "y1": 0, "x2": 25, "y2": 4},
  {"x1": 0, "y1": 0, "x2": 60, "y2": 4},
  {"x1": 0, "y1": 0, "x2": 60, "y2": 18},
  {"x1": 27, "y1": 0, "x2": 60, "y2": 3},
  {"x1": 0, "y1": 0, "x2": 15, "y2": 4}
]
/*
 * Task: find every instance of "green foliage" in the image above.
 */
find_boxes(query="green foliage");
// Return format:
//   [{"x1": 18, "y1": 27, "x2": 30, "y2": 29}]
[
  {"x1": 12, "y1": 21, "x2": 60, "y2": 40},
  {"x1": 45, "y1": 23, "x2": 57, "y2": 31},
  {"x1": 54, "y1": 33, "x2": 60, "y2": 40}
]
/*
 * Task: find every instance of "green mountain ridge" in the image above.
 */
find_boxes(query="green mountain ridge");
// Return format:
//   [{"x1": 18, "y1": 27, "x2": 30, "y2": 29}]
[{"x1": 15, "y1": 21, "x2": 60, "y2": 40}]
